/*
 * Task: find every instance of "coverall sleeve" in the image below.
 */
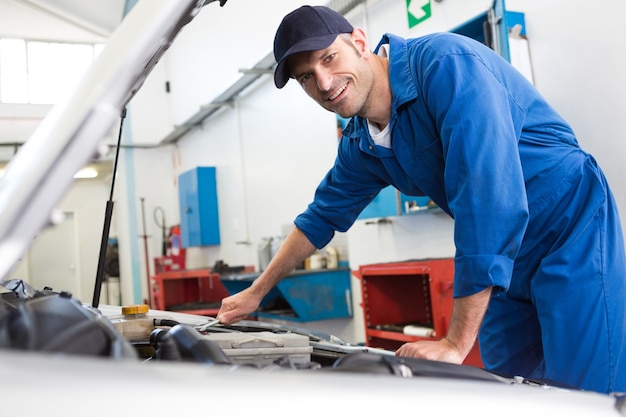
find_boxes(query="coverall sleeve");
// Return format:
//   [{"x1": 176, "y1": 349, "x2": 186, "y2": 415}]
[{"x1": 421, "y1": 47, "x2": 529, "y2": 297}]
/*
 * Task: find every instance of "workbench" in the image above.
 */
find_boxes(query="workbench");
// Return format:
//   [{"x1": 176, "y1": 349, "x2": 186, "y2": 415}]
[
  {"x1": 220, "y1": 267, "x2": 353, "y2": 322},
  {"x1": 151, "y1": 269, "x2": 230, "y2": 316}
]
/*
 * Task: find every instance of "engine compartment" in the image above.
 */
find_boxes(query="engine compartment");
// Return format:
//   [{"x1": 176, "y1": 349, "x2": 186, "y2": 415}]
[{"x1": 0, "y1": 282, "x2": 507, "y2": 382}]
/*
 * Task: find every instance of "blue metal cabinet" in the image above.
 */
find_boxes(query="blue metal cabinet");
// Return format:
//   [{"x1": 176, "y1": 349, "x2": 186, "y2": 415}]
[
  {"x1": 220, "y1": 268, "x2": 353, "y2": 322},
  {"x1": 178, "y1": 166, "x2": 220, "y2": 247},
  {"x1": 357, "y1": 186, "x2": 435, "y2": 220},
  {"x1": 357, "y1": 185, "x2": 400, "y2": 220}
]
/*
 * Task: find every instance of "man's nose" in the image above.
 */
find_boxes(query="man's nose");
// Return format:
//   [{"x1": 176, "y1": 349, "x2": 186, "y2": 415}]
[{"x1": 316, "y1": 70, "x2": 333, "y2": 92}]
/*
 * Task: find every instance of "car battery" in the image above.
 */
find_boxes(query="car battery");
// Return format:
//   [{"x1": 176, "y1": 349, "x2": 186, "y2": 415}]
[{"x1": 202, "y1": 331, "x2": 312, "y2": 367}]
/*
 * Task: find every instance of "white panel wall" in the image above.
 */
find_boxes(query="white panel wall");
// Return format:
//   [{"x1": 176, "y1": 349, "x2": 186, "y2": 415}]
[
  {"x1": 10, "y1": 180, "x2": 111, "y2": 302},
  {"x1": 507, "y1": 0, "x2": 626, "y2": 216}
]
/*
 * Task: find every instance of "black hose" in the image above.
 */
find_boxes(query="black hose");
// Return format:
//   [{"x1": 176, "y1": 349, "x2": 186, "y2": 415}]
[
  {"x1": 151, "y1": 328, "x2": 182, "y2": 361},
  {"x1": 156, "y1": 324, "x2": 233, "y2": 365},
  {"x1": 153, "y1": 318, "x2": 179, "y2": 327}
]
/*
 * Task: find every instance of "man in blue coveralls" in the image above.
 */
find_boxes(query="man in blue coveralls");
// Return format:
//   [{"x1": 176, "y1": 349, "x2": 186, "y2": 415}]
[{"x1": 217, "y1": 5, "x2": 626, "y2": 394}]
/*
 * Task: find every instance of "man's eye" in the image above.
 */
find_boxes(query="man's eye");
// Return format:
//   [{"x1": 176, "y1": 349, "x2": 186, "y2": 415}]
[
  {"x1": 325, "y1": 53, "x2": 336, "y2": 63},
  {"x1": 300, "y1": 74, "x2": 312, "y2": 83}
]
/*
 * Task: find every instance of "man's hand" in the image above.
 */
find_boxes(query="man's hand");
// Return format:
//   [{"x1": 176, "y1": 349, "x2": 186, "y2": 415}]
[
  {"x1": 216, "y1": 288, "x2": 262, "y2": 325},
  {"x1": 395, "y1": 338, "x2": 465, "y2": 364},
  {"x1": 395, "y1": 287, "x2": 492, "y2": 364},
  {"x1": 217, "y1": 226, "x2": 317, "y2": 325}
]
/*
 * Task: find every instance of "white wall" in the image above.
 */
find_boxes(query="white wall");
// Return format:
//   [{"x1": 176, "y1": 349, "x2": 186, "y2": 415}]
[
  {"x1": 507, "y1": 0, "x2": 626, "y2": 217},
  {"x1": 10, "y1": 179, "x2": 111, "y2": 302}
]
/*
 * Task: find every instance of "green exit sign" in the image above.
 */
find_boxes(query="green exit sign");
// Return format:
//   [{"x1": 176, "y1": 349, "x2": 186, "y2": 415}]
[{"x1": 407, "y1": 0, "x2": 432, "y2": 28}]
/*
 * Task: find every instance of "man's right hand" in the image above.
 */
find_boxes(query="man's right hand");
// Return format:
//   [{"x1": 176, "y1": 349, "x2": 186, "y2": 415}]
[
  {"x1": 216, "y1": 226, "x2": 317, "y2": 325},
  {"x1": 216, "y1": 287, "x2": 263, "y2": 325}
]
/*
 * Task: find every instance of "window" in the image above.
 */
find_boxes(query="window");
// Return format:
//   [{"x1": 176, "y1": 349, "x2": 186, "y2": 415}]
[{"x1": 0, "y1": 38, "x2": 104, "y2": 104}]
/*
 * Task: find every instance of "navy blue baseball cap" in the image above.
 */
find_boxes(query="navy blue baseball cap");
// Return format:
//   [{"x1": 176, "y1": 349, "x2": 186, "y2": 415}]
[{"x1": 273, "y1": 5, "x2": 353, "y2": 89}]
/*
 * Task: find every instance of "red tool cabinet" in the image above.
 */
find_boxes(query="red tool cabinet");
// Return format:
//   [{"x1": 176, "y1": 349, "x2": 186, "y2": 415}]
[
  {"x1": 151, "y1": 269, "x2": 230, "y2": 316},
  {"x1": 355, "y1": 258, "x2": 483, "y2": 367}
]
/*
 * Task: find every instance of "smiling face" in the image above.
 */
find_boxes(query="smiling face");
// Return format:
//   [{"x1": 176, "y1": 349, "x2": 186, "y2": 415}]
[{"x1": 287, "y1": 29, "x2": 380, "y2": 121}]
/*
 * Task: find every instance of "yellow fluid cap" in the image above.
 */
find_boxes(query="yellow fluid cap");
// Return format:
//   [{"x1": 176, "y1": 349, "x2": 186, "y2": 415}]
[{"x1": 121, "y1": 304, "x2": 149, "y2": 315}]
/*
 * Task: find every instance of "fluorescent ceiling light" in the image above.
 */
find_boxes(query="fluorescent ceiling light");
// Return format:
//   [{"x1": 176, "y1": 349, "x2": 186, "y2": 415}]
[
  {"x1": 0, "y1": 166, "x2": 100, "y2": 179},
  {"x1": 73, "y1": 167, "x2": 98, "y2": 179}
]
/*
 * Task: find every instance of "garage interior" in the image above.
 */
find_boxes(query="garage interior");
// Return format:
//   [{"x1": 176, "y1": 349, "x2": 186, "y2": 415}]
[{"x1": 0, "y1": 0, "x2": 625, "y2": 356}]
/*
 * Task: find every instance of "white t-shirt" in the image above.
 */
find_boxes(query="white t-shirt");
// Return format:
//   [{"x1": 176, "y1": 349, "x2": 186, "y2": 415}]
[{"x1": 367, "y1": 44, "x2": 391, "y2": 149}]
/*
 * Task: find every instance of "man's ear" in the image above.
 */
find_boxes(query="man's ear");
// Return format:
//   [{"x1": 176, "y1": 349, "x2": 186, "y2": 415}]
[{"x1": 351, "y1": 27, "x2": 371, "y2": 57}]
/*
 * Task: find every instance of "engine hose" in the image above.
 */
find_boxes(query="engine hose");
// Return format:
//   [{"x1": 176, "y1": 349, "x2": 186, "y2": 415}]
[
  {"x1": 153, "y1": 318, "x2": 179, "y2": 328},
  {"x1": 155, "y1": 324, "x2": 233, "y2": 365},
  {"x1": 166, "y1": 324, "x2": 233, "y2": 365},
  {"x1": 150, "y1": 328, "x2": 182, "y2": 361}
]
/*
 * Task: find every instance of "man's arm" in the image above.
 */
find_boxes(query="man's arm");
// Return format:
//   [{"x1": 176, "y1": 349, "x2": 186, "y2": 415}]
[
  {"x1": 395, "y1": 286, "x2": 492, "y2": 363},
  {"x1": 217, "y1": 226, "x2": 317, "y2": 324}
]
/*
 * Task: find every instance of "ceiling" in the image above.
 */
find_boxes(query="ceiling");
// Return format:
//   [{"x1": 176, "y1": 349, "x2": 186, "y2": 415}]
[{"x1": 14, "y1": 0, "x2": 128, "y2": 37}]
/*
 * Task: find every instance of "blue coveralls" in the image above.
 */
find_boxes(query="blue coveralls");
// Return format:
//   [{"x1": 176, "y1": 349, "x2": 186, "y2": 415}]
[{"x1": 294, "y1": 32, "x2": 626, "y2": 394}]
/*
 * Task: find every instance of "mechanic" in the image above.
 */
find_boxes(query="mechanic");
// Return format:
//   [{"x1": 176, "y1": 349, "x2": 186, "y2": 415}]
[{"x1": 217, "y1": 5, "x2": 626, "y2": 394}]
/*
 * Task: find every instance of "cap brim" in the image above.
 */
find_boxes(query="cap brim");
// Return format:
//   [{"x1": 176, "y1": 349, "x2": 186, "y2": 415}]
[
  {"x1": 274, "y1": 60, "x2": 291, "y2": 89},
  {"x1": 273, "y1": 33, "x2": 340, "y2": 89}
]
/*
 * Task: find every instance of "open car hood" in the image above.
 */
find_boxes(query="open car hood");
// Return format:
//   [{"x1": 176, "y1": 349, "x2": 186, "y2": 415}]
[{"x1": 0, "y1": 0, "x2": 224, "y2": 282}]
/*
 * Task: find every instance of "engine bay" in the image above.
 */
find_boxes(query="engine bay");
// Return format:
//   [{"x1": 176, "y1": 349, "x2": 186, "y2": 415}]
[{"x1": 0, "y1": 280, "x2": 510, "y2": 383}]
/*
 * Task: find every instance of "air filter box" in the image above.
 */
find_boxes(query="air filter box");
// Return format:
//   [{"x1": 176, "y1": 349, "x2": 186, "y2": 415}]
[{"x1": 202, "y1": 331, "x2": 312, "y2": 367}]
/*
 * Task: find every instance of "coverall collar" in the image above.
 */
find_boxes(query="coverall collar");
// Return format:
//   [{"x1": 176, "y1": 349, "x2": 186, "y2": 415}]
[{"x1": 342, "y1": 33, "x2": 419, "y2": 157}]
